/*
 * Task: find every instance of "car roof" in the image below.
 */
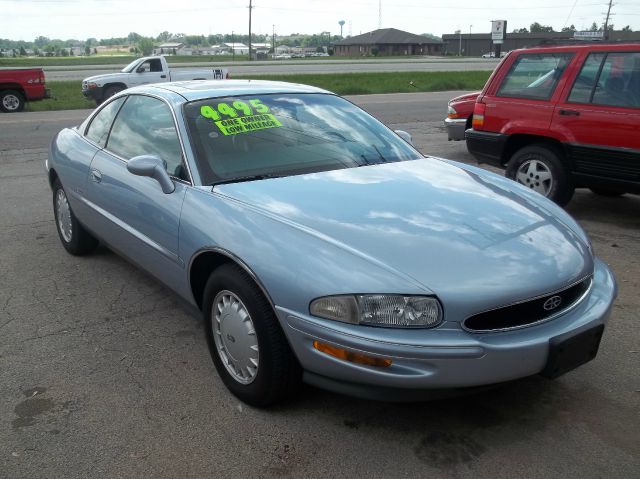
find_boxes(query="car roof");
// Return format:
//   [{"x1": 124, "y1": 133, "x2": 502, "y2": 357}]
[
  {"x1": 130, "y1": 79, "x2": 333, "y2": 103},
  {"x1": 510, "y1": 42, "x2": 640, "y2": 55}
]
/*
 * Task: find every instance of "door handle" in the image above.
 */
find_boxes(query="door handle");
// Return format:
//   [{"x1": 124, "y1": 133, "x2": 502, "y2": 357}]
[
  {"x1": 559, "y1": 109, "x2": 580, "y2": 116},
  {"x1": 160, "y1": 75, "x2": 167, "y2": 78},
  {"x1": 90, "y1": 168, "x2": 102, "y2": 183}
]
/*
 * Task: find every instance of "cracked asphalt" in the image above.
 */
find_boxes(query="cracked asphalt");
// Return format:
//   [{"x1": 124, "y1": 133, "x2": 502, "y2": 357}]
[{"x1": 1, "y1": 92, "x2": 639, "y2": 478}]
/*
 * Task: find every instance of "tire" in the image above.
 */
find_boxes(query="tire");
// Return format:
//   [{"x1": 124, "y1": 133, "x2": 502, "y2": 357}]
[
  {"x1": 203, "y1": 263, "x2": 300, "y2": 407},
  {"x1": 103, "y1": 85, "x2": 124, "y2": 101},
  {"x1": 505, "y1": 144, "x2": 574, "y2": 206},
  {"x1": 52, "y1": 179, "x2": 99, "y2": 255},
  {"x1": 0, "y1": 90, "x2": 25, "y2": 113},
  {"x1": 589, "y1": 187, "x2": 626, "y2": 197}
]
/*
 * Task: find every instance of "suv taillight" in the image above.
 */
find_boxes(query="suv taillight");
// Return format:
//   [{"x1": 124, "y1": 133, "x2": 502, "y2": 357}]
[
  {"x1": 39, "y1": 71, "x2": 45, "y2": 85},
  {"x1": 472, "y1": 102, "x2": 486, "y2": 130}
]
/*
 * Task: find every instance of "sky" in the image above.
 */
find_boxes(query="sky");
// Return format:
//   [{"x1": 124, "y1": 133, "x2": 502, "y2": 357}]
[{"x1": 2, "y1": 0, "x2": 640, "y2": 41}]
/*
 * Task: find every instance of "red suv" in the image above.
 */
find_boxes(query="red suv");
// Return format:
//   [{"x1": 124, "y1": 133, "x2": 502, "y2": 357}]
[{"x1": 466, "y1": 43, "x2": 640, "y2": 205}]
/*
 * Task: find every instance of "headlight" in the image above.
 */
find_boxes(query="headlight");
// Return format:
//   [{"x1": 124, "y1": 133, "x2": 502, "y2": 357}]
[
  {"x1": 83, "y1": 82, "x2": 98, "y2": 90},
  {"x1": 446, "y1": 105, "x2": 459, "y2": 119},
  {"x1": 310, "y1": 294, "x2": 442, "y2": 328}
]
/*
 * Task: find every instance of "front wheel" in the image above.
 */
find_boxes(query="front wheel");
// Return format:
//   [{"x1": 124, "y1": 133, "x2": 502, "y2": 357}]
[
  {"x1": 52, "y1": 179, "x2": 99, "y2": 255},
  {"x1": 505, "y1": 144, "x2": 574, "y2": 206},
  {"x1": 203, "y1": 263, "x2": 300, "y2": 407},
  {"x1": 0, "y1": 90, "x2": 25, "y2": 113},
  {"x1": 103, "y1": 85, "x2": 124, "y2": 101}
]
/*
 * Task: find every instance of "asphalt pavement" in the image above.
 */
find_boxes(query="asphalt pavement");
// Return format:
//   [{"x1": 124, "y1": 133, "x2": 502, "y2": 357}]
[
  {"x1": 0, "y1": 92, "x2": 638, "y2": 478},
  {"x1": 37, "y1": 58, "x2": 498, "y2": 81}
]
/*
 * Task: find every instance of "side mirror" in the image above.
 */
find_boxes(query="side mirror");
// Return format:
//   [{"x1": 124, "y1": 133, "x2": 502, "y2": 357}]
[
  {"x1": 127, "y1": 155, "x2": 175, "y2": 194},
  {"x1": 395, "y1": 129, "x2": 414, "y2": 146},
  {"x1": 136, "y1": 66, "x2": 146, "y2": 73}
]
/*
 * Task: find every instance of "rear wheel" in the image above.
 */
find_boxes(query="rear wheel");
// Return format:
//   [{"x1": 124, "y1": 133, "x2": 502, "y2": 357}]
[
  {"x1": 203, "y1": 263, "x2": 300, "y2": 407},
  {"x1": 52, "y1": 179, "x2": 99, "y2": 255},
  {"x1": 0, "y1": 90, "x2": 25, "y2": 113},
  {"x1": 506, "y1": 144, "x2": 574, "y2": 206}
]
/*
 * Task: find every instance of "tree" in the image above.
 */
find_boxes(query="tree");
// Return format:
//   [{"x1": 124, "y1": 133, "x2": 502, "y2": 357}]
[
  {"x1": 589, "y1": 22, "x2": 599, "y2": 31},
  {"x1": 127, "y1": 32, "x2": 142, "y2": 43},
  {"x1": 19, "y1": 46, "x2": 27, "y2": 56},
  {"x1": 34, "y1": 36, "x2": 50, "y2": 47},
  {"x1": 513, "y1": 28, "x2": 528, "y2": 33},
  {"x1": 157, "y1": 31, "x2": 172, "y2": 42},
  {"x1": 530, "y1": 22, "x2": 554, "y2": 33},
  {"x1": 561, "y1": 25, "x2": 576, "y2": 32},
  {"x1": 621, "y1": 25, "x2": 633, "y2": 32},
  {"x1": 137, "y1": 37, "x2": 154, "y2": 56},
  {"x1": 85, "y1": 46, "x2": 91, "y2": 55}
]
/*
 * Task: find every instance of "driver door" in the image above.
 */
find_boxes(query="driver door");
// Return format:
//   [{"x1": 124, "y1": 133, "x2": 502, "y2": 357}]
[
  {"x1": 130, "y1": 58, "x2": 166, "y2": 87},
  {"x1": 84, "y1": 94, "x2": 189, "y2": 291}
]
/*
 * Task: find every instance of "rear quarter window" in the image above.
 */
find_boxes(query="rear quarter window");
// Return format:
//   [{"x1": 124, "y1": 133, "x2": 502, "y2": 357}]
[{"x1": 497, "y1": 53, "x2": 573, "y2": 101}]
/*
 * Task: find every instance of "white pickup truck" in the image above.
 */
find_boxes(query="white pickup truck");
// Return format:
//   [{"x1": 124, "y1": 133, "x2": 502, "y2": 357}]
[{"x1": 81, "y1": 56, "x2": 229, "y2": 105}]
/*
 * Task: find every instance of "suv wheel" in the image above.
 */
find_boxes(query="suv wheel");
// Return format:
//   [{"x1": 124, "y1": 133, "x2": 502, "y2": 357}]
[
  {"x1": 0, "y1": 90, "x2": 25, "y2": 113},
  {"x1": 506, "y1": 144, "x2": 574, "y2": 206}
]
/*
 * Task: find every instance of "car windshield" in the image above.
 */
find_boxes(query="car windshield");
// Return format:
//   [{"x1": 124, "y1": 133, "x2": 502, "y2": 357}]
[
  {"x1": 121, "y1": 59, "x2": 141, "y2": 73},
  {"x1": 184, "y1": 93, "x2": 422, "y2": 185}
]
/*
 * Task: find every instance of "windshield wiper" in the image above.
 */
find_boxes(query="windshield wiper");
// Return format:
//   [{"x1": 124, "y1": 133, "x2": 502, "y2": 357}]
[{"x1": 212, "y1": 173, "x2": 283, "y2": 187}]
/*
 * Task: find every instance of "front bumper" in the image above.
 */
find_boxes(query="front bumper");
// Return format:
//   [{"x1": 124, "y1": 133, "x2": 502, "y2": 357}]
[
  {"x1": 82, "y1": 86, "x2": 104, "y2": 102},
  {"x1": 444, "y1": 117, "x2": 467, "y2": 141},
  {"x1": 465, "y1": 128, "x2": 508, "y2": 167},
  {"x1": 277, "y1": 258, "x2": 616, "y2": 401}
]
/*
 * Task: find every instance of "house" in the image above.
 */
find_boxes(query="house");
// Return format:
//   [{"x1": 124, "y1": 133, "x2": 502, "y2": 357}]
[
  {"x1": 333, "y1": 28, "x2": 443, "y2": 56},
  {"x1": 222, "y1": 43, "x2": 249, "y2": 54},
  {"x1": 153, "y1": 42, "x2": 185, "y2": 55}
]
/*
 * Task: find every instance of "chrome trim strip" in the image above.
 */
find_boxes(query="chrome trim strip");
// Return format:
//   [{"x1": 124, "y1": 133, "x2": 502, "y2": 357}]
[
  {"x1": 77, "y1": 195, "x2": 184, "y2": 267},
  {"x1": 462, "y1": 275, "x2": 593, "y2": 334}
]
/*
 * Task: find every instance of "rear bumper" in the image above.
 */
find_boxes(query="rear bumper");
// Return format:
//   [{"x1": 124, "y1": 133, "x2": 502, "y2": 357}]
[
  {"x1": 277, "y1": 258, "x2": 616, "y2": 401},
  {"x1": 466, "y1": 128, "x2": 508, "y2": 168},
  {"x1": 444, "y1": 118, "x2": 467, "y2": 141}
]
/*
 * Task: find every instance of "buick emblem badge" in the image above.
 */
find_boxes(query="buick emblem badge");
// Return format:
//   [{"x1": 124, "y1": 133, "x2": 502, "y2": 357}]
[{"x1": 543, "y1": 295, "x2": 562, "y2": 311}]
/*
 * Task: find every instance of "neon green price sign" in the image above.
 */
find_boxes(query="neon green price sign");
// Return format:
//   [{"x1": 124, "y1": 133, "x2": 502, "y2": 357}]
[{"x1": 200, "y1": 99, "x2": 282, "y2": 136}]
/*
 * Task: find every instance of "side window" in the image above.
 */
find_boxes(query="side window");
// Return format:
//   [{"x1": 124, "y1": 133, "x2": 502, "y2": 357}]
[
  {"x1": 106, "y1": 95, "x2": 185, "y2": 178},
  {"x1": 592, "y1": 53, "x2": 640, "y2": 109},
  {"x1": 568, "y1": 53, "x2": 606, "y2": 104},
  {"x1": 497, "y1": 53, "x2": 573, "y2": 100},
  {"x1": 84, "y1": 97, "x2": 126, "y2": 147},
  {"x1": 149, "y1": 59, "x2": 163, "y2": 72}
]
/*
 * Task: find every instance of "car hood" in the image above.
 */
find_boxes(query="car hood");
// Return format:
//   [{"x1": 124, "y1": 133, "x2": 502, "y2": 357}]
[
  {"x1": 214, "y1": 158, "x2": 593, "y2": 313},
  {"x1": 449, "y1": 91, "x2": 480, "y2": 104},
  {"x1": 82, "y1": 72, "x2": 125, "y2": 85}
]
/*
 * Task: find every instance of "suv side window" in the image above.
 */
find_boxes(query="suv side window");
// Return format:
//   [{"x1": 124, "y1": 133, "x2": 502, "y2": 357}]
[
  {"x1": 497, "y1": 53, "x2": 573, "y2": 100},
  {"x1": 569, "y1": 52, "x2": 640, "y2": 108},
  {"x1": 593, "y1": 53, "x2": 640, "y2": 108},
  {"x1": 106, "y1": 95, "x2": 185, "y2": 179},
  {"x1": 85, "y1": 97, "x2": 126, "y2": 147}
]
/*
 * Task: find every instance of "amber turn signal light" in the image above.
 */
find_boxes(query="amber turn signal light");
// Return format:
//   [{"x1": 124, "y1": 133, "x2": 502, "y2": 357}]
[{"x1": 313, "y1": 341, "x2": 392, "y2": 368}]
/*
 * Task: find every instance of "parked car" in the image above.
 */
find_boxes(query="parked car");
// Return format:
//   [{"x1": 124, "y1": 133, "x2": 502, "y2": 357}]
[
  {"x1": 47, "y1": 80, "x2": 616, "y2": 406},
  {"x1": 81, "y1": 55, "x2": 229, "y2": 105},
  {"x1": 481, "y1": 52, "x2": 495, "y2": 59},
  {"x1": 0, "y1": 68, "x2": 50, "y2": 112},
  {"x1": 466, "y1": 43, "x2": 640, "y2": 205},
  {"x1": 444, "y1": 91, "x2": 480, "y2": 140}
]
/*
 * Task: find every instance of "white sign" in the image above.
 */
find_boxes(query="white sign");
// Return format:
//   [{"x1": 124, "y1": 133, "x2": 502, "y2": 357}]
[
  {"x1": 574, "y1": 31, "x2": 605, "y2": 40},
  {"x1": 492, "y1": 20, "x2": 506, "y2": 41}
]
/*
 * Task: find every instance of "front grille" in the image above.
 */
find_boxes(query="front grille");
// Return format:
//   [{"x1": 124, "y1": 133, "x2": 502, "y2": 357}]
[{"x1": 463, "y1": 277, "x2": 592, "y2": 332}]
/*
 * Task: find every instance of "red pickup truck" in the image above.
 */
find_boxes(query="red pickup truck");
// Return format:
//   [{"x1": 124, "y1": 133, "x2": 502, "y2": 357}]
[{"x1": 0, "y1": 68, "x2": 50, "y2": 113}]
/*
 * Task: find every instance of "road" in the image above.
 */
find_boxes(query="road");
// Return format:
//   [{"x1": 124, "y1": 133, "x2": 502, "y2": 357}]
[
  {"x1": 1, "y1": 92, "x2": 638, "y2": 479},
  {"x1": 34, "y1": 58, "x2": 498, "y2": 81}
]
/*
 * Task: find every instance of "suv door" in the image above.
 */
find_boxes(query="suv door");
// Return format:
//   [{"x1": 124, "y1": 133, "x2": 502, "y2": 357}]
[{"x1": 552, "y1": 50, "x2": 640, "y2": 192}]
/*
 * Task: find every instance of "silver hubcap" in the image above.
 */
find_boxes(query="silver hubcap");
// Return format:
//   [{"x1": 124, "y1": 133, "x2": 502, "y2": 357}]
[
  {"x1": 2, "y1": 94, "x2": 20, "y2": 111},
  {"x1": 55, "y1": 189, "x2": 73, "y2": 243},
  {"x1": 515, "y1": 159, "x2": 553, "y2": 196},
  {"x1": 212, "y1": 290, "x2": 259, "y2": 384}
]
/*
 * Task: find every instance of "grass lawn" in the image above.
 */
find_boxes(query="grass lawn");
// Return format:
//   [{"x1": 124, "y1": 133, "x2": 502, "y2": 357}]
[{"x1": 24, "y1": 71, "x2": 490, "y2": 112}]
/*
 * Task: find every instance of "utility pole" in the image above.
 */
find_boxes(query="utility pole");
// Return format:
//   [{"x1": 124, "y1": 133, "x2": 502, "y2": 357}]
[
  {"x1": 272, "y1": 24, "x2": 275, "y2": 59},
  {"x1": 603, "y1": 0, "x2": 614, "y2": 40},
  {"x1": 248, "y1": 0, "x2": 253, "y2": 60},
  {"x1": 378, "y1": 0, "x2": 382, "y2": 29},
  {"x1": 232, "y1": 30, "x2": 235, "y2": 61}
]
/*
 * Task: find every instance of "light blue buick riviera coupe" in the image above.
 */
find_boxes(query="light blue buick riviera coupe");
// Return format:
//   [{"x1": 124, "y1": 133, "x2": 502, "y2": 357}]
[{"x1": 47, "y1": 80, "x2": 617, "y2": 406}]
